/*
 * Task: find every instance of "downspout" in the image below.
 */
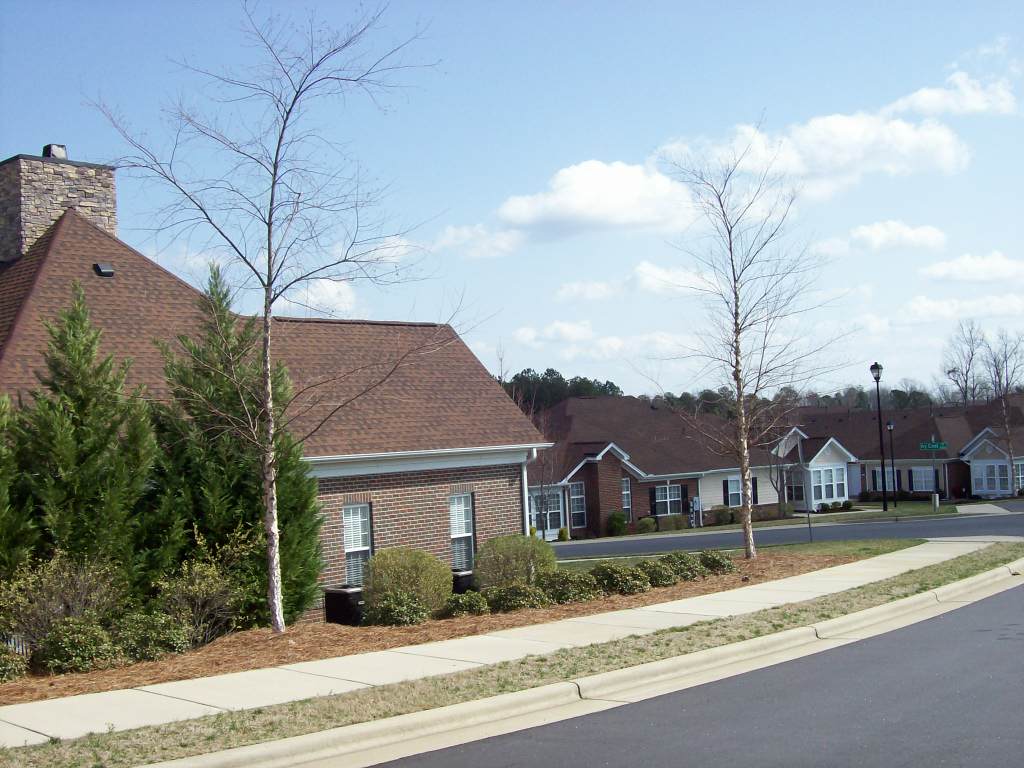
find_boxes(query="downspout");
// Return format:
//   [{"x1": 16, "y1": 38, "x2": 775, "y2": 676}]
[{"x1": 521, "y1": 449, "x2": 535, "y2": 535}]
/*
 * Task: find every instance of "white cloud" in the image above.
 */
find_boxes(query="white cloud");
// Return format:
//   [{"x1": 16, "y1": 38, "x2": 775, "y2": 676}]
[
  {"x1": 856, "y1": 313, "x2": 891, "y2": 336},
  {"x1": 921, "y1": 250, "x2": 1024, "y2": 282},
  {"x1": 513, "y1": 326, "x2": 541, "y2": 347},
  {"x1": 542, "y1": 320, "x2": 594, "y2": 342},
  {"x1": 883, "y1": 71, "x2": 1016, "y2": 116},
  {"x1": 560, "y1": 330, "x2": 694, "y2": 361},
  {"x1": 810, "y1": 237, "x2": 852, "y2": 257},
  {"x1": 556, "y1": 280, "x2": 619, "y2": 301},
  {"x1": 278, "y1": 279, "x2": 356, "y2": 317},
  {"x1": 434, "y1": 224, "x2": 525, "y2": 259},
  {"x1": 497, "y1": 160, "x2": 694, "y2": 235},
  {"x1": 663, "y1": 107, "x2": 971, "y2": 201},
  {"x1": 849, "y1": 220, "x2": 947, "y2": 250},
  {"x1": 633, "y1": 260, "x2": 708, "y2": 295},
  {"x1": 908, "y1": 293, "x2": 1024, "y2": 320}
]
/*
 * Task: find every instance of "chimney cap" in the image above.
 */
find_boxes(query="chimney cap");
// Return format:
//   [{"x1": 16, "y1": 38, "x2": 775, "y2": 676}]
[{"x1": 42, "y1": 144, "x2": 68, "y2": 159}]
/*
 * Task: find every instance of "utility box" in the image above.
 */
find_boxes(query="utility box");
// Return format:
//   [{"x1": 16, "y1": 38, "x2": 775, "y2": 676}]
[
  {"x1": 324, "y1": 587, "x2": 365, "y2": 625},
  {"x1": 931, "y1": 493, "x2": 940, "y2": 513}
]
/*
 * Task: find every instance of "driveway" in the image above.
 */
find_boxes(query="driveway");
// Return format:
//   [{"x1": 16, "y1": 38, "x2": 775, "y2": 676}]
[
  {"x1": 552, "y1": 510, "x2": 1024, "y2": 559},
  {"x1": 382, "y1": 584, "x2": 1024, "y2": 768}
]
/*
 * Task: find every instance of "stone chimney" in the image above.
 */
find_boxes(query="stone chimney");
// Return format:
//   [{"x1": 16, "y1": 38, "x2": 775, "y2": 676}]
[{"x1": 0, "y1": 146, "x2": 117, "y2": 262}]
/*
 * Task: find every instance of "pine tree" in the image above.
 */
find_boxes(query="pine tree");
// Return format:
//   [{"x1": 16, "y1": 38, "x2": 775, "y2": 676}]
[
  {"x1": 13, "y1": 284, "x2": 183, "y2": 590},
  {"x1": 0, "y1": 396, "x2": 37, "y2": 579},
  {"x1": 159, "y1": 267, "x2": 322, "y2": 624}
]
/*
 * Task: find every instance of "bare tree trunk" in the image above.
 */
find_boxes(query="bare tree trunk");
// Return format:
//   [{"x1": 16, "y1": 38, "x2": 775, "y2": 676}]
[
  {"x1": 261, "y1": 290, "x2": 285, "y2": 633},
  {"x1": 1001, "y1": 395, "x2": 1017, "y2": 497},
  {"x1": 732, "y1": 297, "x2": 756, "y2": 559}
]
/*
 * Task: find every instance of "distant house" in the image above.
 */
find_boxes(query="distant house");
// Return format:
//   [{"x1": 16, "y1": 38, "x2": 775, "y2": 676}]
[
  {"x1": 0, "y1": 146, "x2": 549, "y2": 616},
  {"x1": 526, "y1": 396, "x2": 782, "y2": 539},
  {"x1": 530, "y1": 394, "x2": 1024, "y2": 538}
]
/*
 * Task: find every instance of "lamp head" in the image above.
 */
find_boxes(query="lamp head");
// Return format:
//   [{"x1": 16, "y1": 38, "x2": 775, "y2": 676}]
[
  {"x1": 886, "y1": 420, "x2": 894, "y2": 431},
  {"x1": 870, "y1": 362, "x2": 883, "y2": 383}
]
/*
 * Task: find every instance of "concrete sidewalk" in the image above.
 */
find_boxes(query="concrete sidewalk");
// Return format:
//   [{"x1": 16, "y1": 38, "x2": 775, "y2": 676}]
[{"x1": 0, "y1": 538, "x2": 995, "y2": 748}]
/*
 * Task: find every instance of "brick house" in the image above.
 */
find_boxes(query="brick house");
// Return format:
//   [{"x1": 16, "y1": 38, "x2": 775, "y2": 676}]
[
  {"x1": 527, "y1": 396, "x2": 781, "y2": 538},
  {"x1": 0, "y1": 146, "x2": 549, "y2": 618}
]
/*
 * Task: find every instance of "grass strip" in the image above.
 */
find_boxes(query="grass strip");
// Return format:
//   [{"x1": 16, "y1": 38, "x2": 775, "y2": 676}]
[
  {"x1": 558, "y1": 538, "x2": 915, "y2": 571},
  {"x1": 5, "y1": 541, "x2": 1021, "y2": 768}
]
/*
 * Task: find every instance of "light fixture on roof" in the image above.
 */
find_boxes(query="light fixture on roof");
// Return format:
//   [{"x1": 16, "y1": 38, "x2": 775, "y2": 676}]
[{"x1": 93, "y1": 263, "x2": 114, "y2": 278}]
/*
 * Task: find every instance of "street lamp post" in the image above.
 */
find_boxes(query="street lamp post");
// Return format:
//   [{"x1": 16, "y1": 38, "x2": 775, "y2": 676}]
[
  {"x1": 870, "y1": 362, "x2": 889, "y2": 512},
  {"x1": 887, "y1": 420, "x2": 898, "y2": 509}
]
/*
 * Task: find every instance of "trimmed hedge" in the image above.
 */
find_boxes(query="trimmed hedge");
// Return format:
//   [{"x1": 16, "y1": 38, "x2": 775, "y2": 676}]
[
  {"x1": 636, "y1": 517, "x2": 657, "y2": 534},
  {"x1": 658, "y1": 514, "x2": 686, "y2": 531},
  {"x1": 841, "y1": 500, "x2": 854, "y2": 510},
  {"x1": 0, "y1": 646, "x2": 28, "y2": 683},
  {"x1": 557, "y1": 527, "x2": 570, "y2": 542},
  {"x1": 38, "y1": 615, "x2": 117, "y2": 674},
  {"x1": 474, "y1": 535, "x2": 556, "y2": 589},
  {"x1": 442, "y1": 591, "x2": 490, "y2": 618},
  {"x1": 636, "y1": 559, "x2": 678, "y2": 587},
  {"x1": 364, "y1": 548, "x2": 452, "y2": 615},
  {"x1": 590, "y1": 563, "x2": 651, "y2": 595},
  {"x1": 660, "y1": 552, "x2": 708, "y2": 581},
  {"x1": 363, "y1": 590, "x2": 430, "y2": 626},
  {"x1": 483, "y1": 584, "x2": 551, "y2": 612},
  {"x1": 698, "y1": 549, "x2": 736, "y2": 574},
  {"x1": 536, "y1": 570, "x2": 600, "y2": 604}
]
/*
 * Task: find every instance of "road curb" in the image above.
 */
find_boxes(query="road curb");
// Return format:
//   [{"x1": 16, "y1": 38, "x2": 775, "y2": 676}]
[
  {"x1": 153, "y1": 682, "x2": 580, "y2": 768},
  {"x1": 147, "y1": 560, "x2": 1024, "y2": 768}
]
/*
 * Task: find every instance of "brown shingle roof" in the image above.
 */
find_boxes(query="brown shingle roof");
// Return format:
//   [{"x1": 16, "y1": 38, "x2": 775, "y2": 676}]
[
  {"x1": 0, "y1": 210, "x2": 542, "y2": 457},
  {"x1": 528, "y1": 395, "x2": 775, "y2": 483}
]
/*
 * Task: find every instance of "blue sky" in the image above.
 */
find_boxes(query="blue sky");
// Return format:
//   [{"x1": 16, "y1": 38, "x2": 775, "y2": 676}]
[{"x1": 2, "y1": 1, "x2": 1022, "y2": 395}]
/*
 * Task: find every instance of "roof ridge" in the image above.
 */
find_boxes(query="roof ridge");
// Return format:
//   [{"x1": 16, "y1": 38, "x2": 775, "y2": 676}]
[{"x1": 272, "y1": 315, "x2": 441, "y2": 328}]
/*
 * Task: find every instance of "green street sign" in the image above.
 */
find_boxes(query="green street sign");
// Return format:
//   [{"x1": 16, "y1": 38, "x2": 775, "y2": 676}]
[{"x1": 919, "y1": 441, "x2": 947, "y2": 451}]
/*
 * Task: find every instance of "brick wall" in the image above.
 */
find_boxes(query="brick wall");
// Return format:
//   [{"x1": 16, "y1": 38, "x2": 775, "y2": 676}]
[
  {"x1": 0, "y1": 154, "x2": 116, "y2": 261},
  {"x1": 316, "y1": 463, "x2": 524, "y2": 592}
]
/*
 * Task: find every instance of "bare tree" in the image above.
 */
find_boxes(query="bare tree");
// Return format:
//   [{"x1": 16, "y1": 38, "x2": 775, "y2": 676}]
[
  {"x1": 943, "y1": 319, "x2": 986, "y2": 407},
  {"x1": 101, "y1": 7, "x2": 423, "y2": 633},
  {"x1": 984, "y1": 329, "x2": 1024, "y2": 496},
  {"x1": 660, "y1": 150, "x2": 836, "y2": 558}
]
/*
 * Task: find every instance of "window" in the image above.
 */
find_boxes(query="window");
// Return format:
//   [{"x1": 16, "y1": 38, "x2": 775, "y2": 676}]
[
  {"x1": 785, "y1": 470, "x2": 804, "y2": 502},
  {"x1": 983, "y1": 463, "x2": 1009, "y2": 492},
  {"x1": 569, "y1": 482, "x2": 586, "y2": 528},
  {"x1": 1016, "y1": 463, "x2": 1024, "y2": 492},
  {"x1": 726, "y1": 477, "x2": 741, "y2": 507},
  {"x1": 450, "y1": 494, "x2": 474, "y2": 570},
  {"x1": 654, "y1": 484, "x2": 683, "y2": 515},
  {"x1": 814, "y1": 466, "x2": 847, "y2": 502},
  {"x1": 343, "y1": 504, "x2": 372, "y2": 586},
  {"x1": 621, "y1": 477, "x2": 632, "y2": 521},
  {"x1": 911, "y1": 467, "x2": 935, "y2": 491},
  {"x1": 872, "y1": 466, "x2": 896, "y2": 492}
]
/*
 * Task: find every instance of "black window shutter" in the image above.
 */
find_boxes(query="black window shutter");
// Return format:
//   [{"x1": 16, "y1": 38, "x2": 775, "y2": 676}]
[
  {"x1": 907, "y1": 470, "x2": 914, "y2": 492},
  {"x1": 681, "y1": 484, "x2": 689, "y2": 499},
  {"x1": 873, "y1": 469, "x2": 878, "y2": 491},
  {"x1": 896, "y1": 469, "x2": 902, "y2": 490},
  {"x1": 752, "y1": 477, "x2": 759, "y2": 505},
  {"x1": 723, "y1": 479, "x2": 729, "y2": 504},
  {"x1": 649, "y1": 487, "x2": 657, "y2": 515}
]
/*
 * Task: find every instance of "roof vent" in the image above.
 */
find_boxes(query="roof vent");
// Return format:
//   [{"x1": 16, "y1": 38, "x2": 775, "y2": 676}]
[
  {"x1": 42, "y1": 144, "x2": 68, "y2": 160},
  {"x1": 93, "y1": 263, "x2": 114, "y2": 278}
]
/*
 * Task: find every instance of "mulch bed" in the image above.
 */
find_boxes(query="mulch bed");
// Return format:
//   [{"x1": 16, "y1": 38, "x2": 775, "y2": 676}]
[{"x1": 0, "y1": 551, "x2": 853, "y2": 706}]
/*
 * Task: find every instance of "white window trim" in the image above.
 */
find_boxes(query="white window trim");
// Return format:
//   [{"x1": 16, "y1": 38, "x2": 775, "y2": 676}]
[
  {"x1": 911, "y1": 466, "x2": 935, "y2": 492},
  {"x1": 871, "y1": 466, "x2": 896, "y2": 493},
  {"x1": 569, "y1": 481, "x2": 587, "y2": 528},
  {"x1": 654, "y1": 483, "x2": 683, "y2": 515},
  {"x1": 814, "y1": 465, "x2": 848, "y2": 503},
  {"x1": 449, "y1": 493, "x2": 474, "y2": 570},
  {"x1": 621, "y1": 477, "x2": 632, "y2": 521},
  {"x1": 343, "y1": 503, "x2": 372, "y2": 587},
  {"x1": 726, "y1": 476, "x2": 741, "y2": 508}
]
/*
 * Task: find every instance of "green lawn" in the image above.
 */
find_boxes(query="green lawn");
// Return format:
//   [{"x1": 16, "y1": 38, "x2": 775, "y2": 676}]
[{"x1": 558, "y1": 538, "x2": 921, "y2": 572}]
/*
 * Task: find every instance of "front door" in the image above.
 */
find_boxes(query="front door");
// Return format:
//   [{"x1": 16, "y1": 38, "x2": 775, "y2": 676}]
[{"x1": 529, "y1": 489, "x2": 564, "y2": 541}]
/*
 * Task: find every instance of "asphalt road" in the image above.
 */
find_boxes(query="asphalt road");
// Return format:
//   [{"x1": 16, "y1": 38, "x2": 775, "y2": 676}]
[
  {"x1": 381, "y1": 584, "x2": 1024, "y2": 768},
  {"x1": 553, "y1": 503, "x2": 1024, "y2": 559}
]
